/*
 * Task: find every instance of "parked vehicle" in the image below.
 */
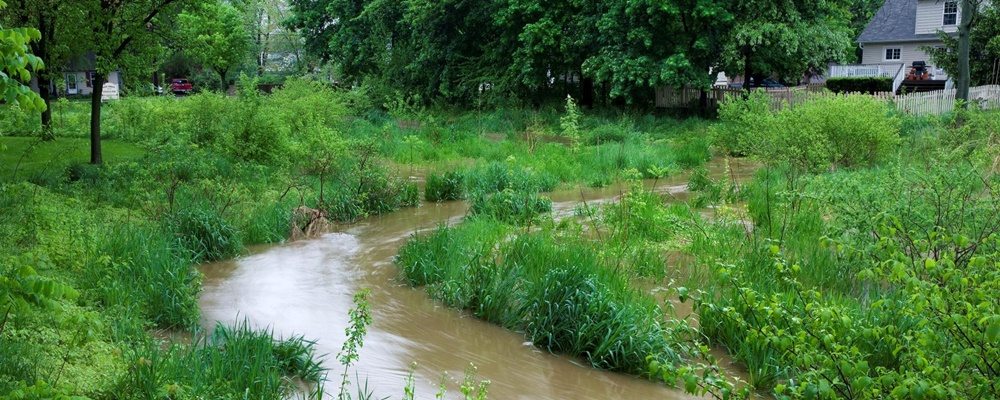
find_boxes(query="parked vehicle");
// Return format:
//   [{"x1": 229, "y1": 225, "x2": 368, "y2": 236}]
[
  {"x1": 170, "y1": 78, "x2": 193, "y2": 95},
  {"x1": 728, "y1": 78, "x2": 786, "y2": 89}
]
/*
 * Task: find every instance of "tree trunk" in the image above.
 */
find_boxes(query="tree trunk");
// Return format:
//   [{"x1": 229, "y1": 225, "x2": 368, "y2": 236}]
[
  {"x1": 34, "y1": 9, "x2": 55, "y2": 140},
  {"x1": 39, "y1": 74, "x2": 53, "y2": 140},
  {"x1": 743, "y1": 49, "x2": 753, "y2": 92},
  {"x1": 580, "y1": 75, "x2": 594, "y2": 108},
  {"x1": 90, "y1": 73, "x2": 105, "y2": 165},
  {"x1": 699, "y1": 88, "x2": 709, "y2": 116},
  {"x1": 956, "y1": 0, "x2": 974, "y2": 106},
  {"x1": 218, "y1": 69, "x2": 227, "y2": 92}
]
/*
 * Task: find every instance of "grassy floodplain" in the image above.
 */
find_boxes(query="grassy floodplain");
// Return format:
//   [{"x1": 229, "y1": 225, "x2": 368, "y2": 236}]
[
  {"x1": 1, "y1": 78, "x2": 998, "y2": 399},
  {"x1": 0, "y1": 79, "x2": 723, "y2": 399},
  {"x1": 395, "y1": 92, "x2": 1000, "y2": 399}
]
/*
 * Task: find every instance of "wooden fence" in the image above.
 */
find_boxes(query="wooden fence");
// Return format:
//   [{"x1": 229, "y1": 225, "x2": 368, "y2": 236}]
[
  {"x1": 656, "y1": 84, "x2": 1000, "y2": 116},
  {"x1": 654, "y1": 86, "x2": 822, "y2": 110}
]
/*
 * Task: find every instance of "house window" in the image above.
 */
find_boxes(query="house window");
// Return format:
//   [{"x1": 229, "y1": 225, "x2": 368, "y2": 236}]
[
  {"x1": 944, "y1": 1, "x2": 958, "y2": 25},
  {"x1": 85, "y1": 71, "x2": 93, "y2": 88},
  {"x1": 66, "y1": 74, "x2": 77, "y2": 91},
  {"x1": 884, "y1": 47, "x2": 901, "y2": 61}
]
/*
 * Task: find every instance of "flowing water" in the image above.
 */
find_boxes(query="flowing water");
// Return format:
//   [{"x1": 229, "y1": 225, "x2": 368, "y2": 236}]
[{"x1": 199, "y1": 158, "x2": 755, "y2": 399}]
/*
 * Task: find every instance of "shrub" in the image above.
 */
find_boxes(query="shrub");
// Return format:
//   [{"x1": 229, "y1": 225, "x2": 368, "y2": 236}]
[
  {"x1": 183, "y1": 92, "x2": 230, "y2": 146},
  {"x1": 267, "y1": 77, "x2": 349, "y2": 135},
  {"x1": 222, "y1": 77, "x2": 289, "y2": 164},
  {"x1": 825, "y1": 77, "x2": 892, "y2": 94},
  {"x1": 713, "y1": 90, "x2": 774, "y2": 157},
  {"x1": 716, "y1": 93, "x2": 900, "y2": 171},
  {"x1": 425, "y1": 170, "x2": 465, "y2": 202}
]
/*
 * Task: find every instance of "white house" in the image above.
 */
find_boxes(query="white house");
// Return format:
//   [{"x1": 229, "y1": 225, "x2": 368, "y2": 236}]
[
  {"x1": 63, "y1": 53, "x2": 122, "y2": 97},
  {"x1": 831, "y1": 0, "x2": 989, "y2": 92},
  {"x1": 30, "y1": 53, "x2": 122, "y2": 98}
]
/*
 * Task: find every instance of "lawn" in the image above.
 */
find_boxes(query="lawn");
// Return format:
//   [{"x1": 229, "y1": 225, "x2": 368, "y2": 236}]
[{"x1": 0, "y1": 136, "x2": 145, "y2": 181}]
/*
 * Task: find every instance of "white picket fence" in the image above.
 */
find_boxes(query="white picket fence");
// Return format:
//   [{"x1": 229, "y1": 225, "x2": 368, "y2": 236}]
[
  {"x1": 655, "y1": 84, "x2": 1000, "y2": 116},
  {"x1": 893, "y1": 85, "x2": 1000, "y2": 115}
]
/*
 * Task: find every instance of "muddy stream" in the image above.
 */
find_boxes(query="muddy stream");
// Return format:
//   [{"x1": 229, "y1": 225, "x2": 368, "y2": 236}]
[{"x1": 199, "y1": 158, "x2": 755, "y2": 399}]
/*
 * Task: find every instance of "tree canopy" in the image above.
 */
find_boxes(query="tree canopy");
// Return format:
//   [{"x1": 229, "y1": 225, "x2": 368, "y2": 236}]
[
  {"x1": 928, "y1": 2, "x2": 1000, "y2": 86},
  {"x1": 286, "y1": 0, "x2": 856, "y2": 106},
  {"x1": 178, "y1": 0, "x2": 249, "y2": 88}
]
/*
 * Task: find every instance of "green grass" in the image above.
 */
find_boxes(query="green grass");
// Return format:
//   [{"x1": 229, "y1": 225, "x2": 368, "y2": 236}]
[
  {"x1": 396, "y1": 221, "x2": 678, "y2": 374},
  {"x1": 0, "y1": 137, "x2": 144, "y2": 182}
]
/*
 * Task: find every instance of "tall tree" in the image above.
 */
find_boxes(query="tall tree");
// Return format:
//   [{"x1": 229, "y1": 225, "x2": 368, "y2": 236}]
[
  {"x1": 85, "y1": 0, "x2": 186, "y2": 164},
  {"x1": 721, "y1": 0, "x2": 853, "y2": 88},
  {"x1": 584, "y1": 0, "x2": 733, "y2": 102},
  {"x1": 927, "y1": 3, "x2": 1000, "y2": 87},
  {"x1": 0, "y1": 0, "x2": 45, "y2": 112},
  {"x1": 2, "y1": 0, "x2": 81, "y2": 137},
  {"x1": 955, "y1": 0, "x2": 990, "y2": 104},
  {"x1": 178, "y1": 0, "x2": 249, "y2": 89}
]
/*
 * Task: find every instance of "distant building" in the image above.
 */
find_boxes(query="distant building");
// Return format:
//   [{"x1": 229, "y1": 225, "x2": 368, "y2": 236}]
[
  {"x1": 830, "y1": 0, "x2": 991, "y2": 92},
  {"x1": 31, "y1": 53, "x2": 122, "y2": 98}
]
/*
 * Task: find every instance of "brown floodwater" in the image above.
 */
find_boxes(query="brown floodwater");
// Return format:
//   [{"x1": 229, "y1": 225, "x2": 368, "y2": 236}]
[{"x1": 198, "y1": 157, "x2": 756, "y2": 399}]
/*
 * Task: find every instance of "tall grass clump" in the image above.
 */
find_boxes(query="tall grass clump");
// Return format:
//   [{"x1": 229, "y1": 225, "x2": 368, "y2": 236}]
[
  {"x1": 468, "y1": 189, "x2": 552, "y2": 224},
  {"x1": 465, "y1": 161, "x2": 557, "y2": 194},
  {"x1": 86, "y1": 225, "x2": 201, "y2": 329},
  {"x1": 396, "y1": 223, "x2": 678, "y2": 375},
  {"x1": 169, "y1": 204, "x2": 244, "y2": 263},
  {"x1": 115, "y1": 321, "x2": 325, "y2": 399},
  {"x1": 692, "y1": 156, "x2": 1000, "y2": 397},
  {"x1": 424, "y1": 170, "x2": 466, "y2": 202}
]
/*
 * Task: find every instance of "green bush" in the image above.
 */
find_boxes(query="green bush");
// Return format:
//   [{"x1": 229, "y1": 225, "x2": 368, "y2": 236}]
[
  {"x1": 716, "y1": 93, "x2": 900, "y2": 171},
  {"x1": 425, "y1": 170, "x2": 466, "y2": 202},
  {"x1": 825, "y1": 77, "x2": 892, "y2": 94},
  {"x1": 221, "y1": 79, "x2": 289, "y2": 164},
  {"x1": 183, "y1": 92, "x2": 231, "y2": 146}
]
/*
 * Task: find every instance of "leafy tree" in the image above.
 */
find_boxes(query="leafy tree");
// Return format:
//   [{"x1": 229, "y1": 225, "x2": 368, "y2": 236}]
[
  {"x1": 846, "y1": 0, "x2": 884, "y2": 62},
  {"x1": 584, "y1": 0, "x2": 733, "y2": 102},
  {"x1": 83, "y1": 0, "x2": 187, "y2": 164},
  {"x1": 0, "y1": 0, "x2": 45, "y2": 113},
  {"x1": 178, "y1": 0, "x2": 250, "y2": 90},
  {"x1": 495, "y1": 0, "x2": 601, "y2": 103},
  {"x1": 3, "y1": 0, "x2": 86, "y2": 139},
  {"x1": 720, "y1": 0, "x2": 853, "y2": 87},
  {"x1": 233, "y1": 0, "x2": 303, "y2": 75},
  {"x1": 927, "y1": 2, "x2": 999, "y2": 88}
]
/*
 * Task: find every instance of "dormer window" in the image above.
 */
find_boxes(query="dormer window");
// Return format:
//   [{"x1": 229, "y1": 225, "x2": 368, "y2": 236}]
[{"x1": 944, "y1": 1, "x2": 958, "y2": 25}]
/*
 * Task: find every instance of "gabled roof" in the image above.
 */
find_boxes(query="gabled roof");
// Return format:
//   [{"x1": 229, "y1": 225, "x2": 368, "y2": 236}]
[
  {"x1": 65, "y1": 53, "x2": 97, "y2": 72},
  {"x1": 858, "y1": 0, "x2": 949, "y2": 44}
]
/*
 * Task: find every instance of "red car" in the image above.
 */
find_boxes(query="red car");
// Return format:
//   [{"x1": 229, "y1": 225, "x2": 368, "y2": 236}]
[{"x1": 170, "y1": 78, "x2": 193, "y2": 95}]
